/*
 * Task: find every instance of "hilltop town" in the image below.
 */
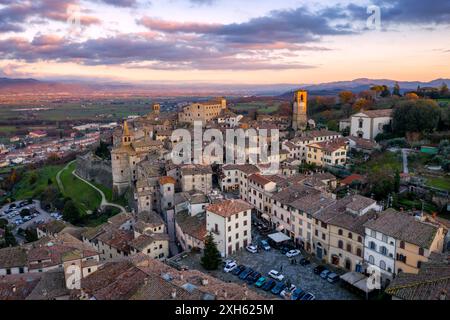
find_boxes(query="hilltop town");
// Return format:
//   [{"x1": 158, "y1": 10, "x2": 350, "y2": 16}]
[{"x1": 0, "y1": 85, "x2": 449, "y2": 301}]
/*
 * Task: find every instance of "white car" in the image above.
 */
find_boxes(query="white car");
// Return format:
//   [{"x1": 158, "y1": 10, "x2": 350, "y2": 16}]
[
  {"x1": 223, "y1": 262, "x2": 237, "y2": 273},
  {"x1": 268, "y1": 270, "x2": 285, "y2": 281},
  {"x1": 286, "y1": 249, "x2": 301, "y2": 258},
  {"x1": 246, "y1": 245, "x2": 258, "y2": 254},
  {"x1": 280, "y1": 284, "x2": 297, "y2": 298}
]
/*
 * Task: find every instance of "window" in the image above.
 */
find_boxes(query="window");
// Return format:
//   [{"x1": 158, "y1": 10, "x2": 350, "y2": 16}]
[
  {"x1": 417, "y1": 261, "x2": 422, "y2": 268},
  {"x1": 357, "y1": 236, "x2": 363, "y2": 243},
  {"x1": 348, "y1": 232, "x2": 353, "y2": 239},
  {"x1": 379, "y1": 260, "x2": 386, "y2": 270},
  {"x1": 369, "y1": 241, "x2": 376, "y2": 250},
  {"x1": 244, "y1": 230, "x2": 247, "y2": 236},
  {"x1": 382, "y1": 235, "x2": 388, "y2": 243},
  {"x1": 400, "y1": 241, "x2": 405, "y2": 249},
  {"x1": 346, "y1": 244, "x2": 352, "y2": 253},
  {"x1": 358, "y1": 119, "x2": 363, "y2": 129},
  {"x1": 338, "y1": 240, "x2": 343, "y2": 249},
  {"x1": 356, "y1": 248, "x2": 362, "y2": 257},
  {"x1": 235, "y1": 233, "x2": 239, "y2": 239},
  {"x1": 418, "y1": 247, "x2": 424, "y2": 256},
  {"x1": 338, "y1": 229, "x2": 343, "y2": 236},
  {"x1": 370, "y1": 230, "x2": 376, "y2": 237},
  {"x1": 380, "y1": 246, "x2": 388, "y2": 256},
  {"x1": 368, "y1": 255, "x2": 375, "y2": 264}
]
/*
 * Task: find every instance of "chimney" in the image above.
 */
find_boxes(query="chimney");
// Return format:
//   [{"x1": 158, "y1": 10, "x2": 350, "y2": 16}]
[
  {"x1": 12, "y1": 285, "x2": 16, "y2": 293},
  {"x1": 202, "y1": 279, "x2": 209, "y2": 286},
  {"x1": 171, "y1": 290, "x2": 177, "y2": 299},
  {"x1": 440, "y1": 290, "x2": 447, "y2": 301},
  {"x1": 224, "y1": 291, "x2": 228, "y2": 298}
]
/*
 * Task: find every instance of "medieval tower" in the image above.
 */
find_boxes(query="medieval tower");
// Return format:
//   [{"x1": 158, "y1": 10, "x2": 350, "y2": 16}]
[
  {"x1": 292, "y1": 90, "x2": 308, "y2": 131},
  {"x1": 152, "y1": 103, "x2": 161, "y2": 115}
]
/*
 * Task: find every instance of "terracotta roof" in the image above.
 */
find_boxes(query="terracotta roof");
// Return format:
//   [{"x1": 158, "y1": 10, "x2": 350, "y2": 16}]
[
  {"x1": 107, "y1": 212, "x2": 133, "y2": 228},
  {"x1": 340, "y1": 174, "x2": 366, "y2": 185},
  {"x1": 159, "y1": 176, "x2": 176, "y2": 185},
  {"x1": 207, "y1": 199, "x2": 252, "y2": 218},
  {"x1": 38, "y1": 220, "x2": 70, "y2": 234},
  {"x1": 357, "y1": 109, "x2": 393, "y2": 118},
  {"x1": 309, "y1": 138, "x2": 348, "y2": 153},
  {"x1": 348, "y1": 136, "x2": 379, "y2": 150},
  {"x1": 363, "y1": 209, "x2": 440, "y2": 248},
  {"x1": 248, "y1": 174, "x2": 273, "y2": 186},
  {"x1": 0, "y1": 247, "x2": 27, "y2": 269},
  {"x1": 97, "y1": 228, "x2": 134, "y2": 253},
  {"x1": 129, "y1": 233, "x2": 169, "y2": 252},
  {"x1": 181, "y1": 165, "x2": 213, "y2": 176},
  {"x1": 0, "y1": 273, "x2": 41, "y2": 300},
  {"x1": 176, "y1": 212, "x2": 207, "y2": 241},
  {"x1": 386, "y1": 253, "x2": 450, "y2": 300},
  {"x1": 222, "y1": 164, "x2": 260, "y2": 175}
]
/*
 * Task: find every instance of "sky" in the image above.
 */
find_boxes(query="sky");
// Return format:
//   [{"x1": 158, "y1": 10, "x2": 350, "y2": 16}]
[{"x1": 0, "y1": 0, "x2": 449, "y2": 85}]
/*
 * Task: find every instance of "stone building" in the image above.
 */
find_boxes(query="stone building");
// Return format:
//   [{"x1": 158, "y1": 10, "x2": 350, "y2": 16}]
[
  {"x1": 292, "y1": 90, "x2": 308, "y2": 131},
  {"x1": 178, "y1": 97, "x2": 227, "y2": 125}
]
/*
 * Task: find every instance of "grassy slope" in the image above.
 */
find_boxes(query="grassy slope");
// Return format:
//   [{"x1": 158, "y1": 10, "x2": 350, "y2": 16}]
[
  {"x1": 59, "y1": 162, "x2": 102, "y2": 213},
  {"x1": 12, "y1": 165, "x2": 63, "y2": 200}
]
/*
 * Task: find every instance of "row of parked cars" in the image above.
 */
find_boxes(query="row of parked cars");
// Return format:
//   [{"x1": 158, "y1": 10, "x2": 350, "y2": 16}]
[
  {"x1": 313, "y1": 265, "x2": 340, "y2": 284},
  {"x1": 223, "y1": 260, "x2": 315, "y2": 300}
]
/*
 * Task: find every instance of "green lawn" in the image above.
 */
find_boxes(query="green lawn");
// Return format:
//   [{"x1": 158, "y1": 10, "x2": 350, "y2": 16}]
[
  {"x1": 12, "y1": 165, "x2": 63, "y2": 200},
  {"x1": 59, "y1": 162, "x2": 102, "y2": 213},
  {"x1": 425, "y1": 176, "x2": 450, "y2": 191},
  {"x1": 231, "y1": 101, "x2": 282, "y2": 114},
  {"x1": 356, "y1": 151, "x2": 402, "y2": 175}
]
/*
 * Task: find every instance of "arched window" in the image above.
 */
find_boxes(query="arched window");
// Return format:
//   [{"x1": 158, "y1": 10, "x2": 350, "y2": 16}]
[
  {"x1": 338, "y1": 229, "x2": 343, "y2": 236},
  {"x1": 399, "y1": 241, "x2": 405, "y2": 249},
  {"x1": 348, "y1": 232, "x2": 353, "y2": 239},
  {"x1": 356, "y1": 248, "x2": 362, "y2": 257},
  {"x1": 380, "y1": 246, "x2": 388, "y2": 256},
  {"x1": 359, "y1": 118, "x2": 364, "y2": 128},
  {"x1": 357, "y1": 236, "x2": 363, "y2": 243},
  {"x1": 346, "y1": 244, "x2": 352, "y2": 253},
  {"x1": 338, "y1": 240, "x2": 344, "y2": 249},
  {"x1": 368, "y1": 255, "x2": 375, "y2": 265},
  {"x1": 418, "y1": 248, "x2": 424, "y2": 256},
  {"x1": 369, "y1": 241, "x2": 376, "y2": 250},
  {"x1": 380, "y1": 260, "x2": 386, "y2": 270}
]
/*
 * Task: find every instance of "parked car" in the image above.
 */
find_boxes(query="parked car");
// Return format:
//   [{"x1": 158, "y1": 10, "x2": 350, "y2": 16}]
[
  {"x1": 262, "y1": 279, "x2": 276, "y2": 291},
  {"x1": 260, "y1": 240, "x2": 271, "y2": 251},
  {"x1": 255, "y1": 277, "x2": 267, "y2": 288},
  {"x1": 231, "y1": 265, "x2": 246, "y2": 276},
  {"x1": 223, "y1": 262, "x2": 237, "y2": 273},
  {"x1": 286, "y1": 249, "x2": 301, "y2": 258},
  {"x1": 301, "y1": 292, "x2": 316, "y2": 300},
  {"x1": 320, "y1": 269, "x2": 331, "y2": 279},
  {"x1": 313, "y1": 265, "x2": 326, "y2": 275},
  {"x1": 327, "y1": 272, "x2": 340, "y2": 284},
  {"x1": 280, "y1": 284, "x2": 297, "y2": 298},
  {"x1": 291, "y1": 288, "x2": 306, "y2": 300},
  {"x1": 268, "y1": 270, "x2": 285, "y2": 281},
  {"x1": 246, "y1": 272, "x2": 261, "y2": 285},
  {"x1": 280, "y1": 246, "x2": 290, "y2": 254},
  {"x1": 299, "y1": 257, "x2": 310, "y2": 266},
  {"x1": 271, "y1": 282, "x2": 286, "y2": 295},
  {"x1": 223, "y1": 259, "x2": 236, "y2": 267},
  {"x1": 246, "y1": 244, "x2": 258, "y2": 254},
  {"x1": 239, "y1": 267, "x2": 254, "y2": 280}
]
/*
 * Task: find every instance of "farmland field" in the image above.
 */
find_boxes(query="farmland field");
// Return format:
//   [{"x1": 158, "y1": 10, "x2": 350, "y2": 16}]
[{"x1": 231, "y1": 101, "x2": 282, "y2": 114}]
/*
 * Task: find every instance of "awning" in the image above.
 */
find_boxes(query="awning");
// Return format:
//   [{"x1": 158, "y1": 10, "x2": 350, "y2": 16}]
[
  {"x1": 340, "y1": 272, "x2": 375, "y2": 294},
  {"x1": 261, "y1": 213, "x2": 270, "y2": 220},
  {"x1": 268, "y1": 232, "x2": 290, "y2": 243}
]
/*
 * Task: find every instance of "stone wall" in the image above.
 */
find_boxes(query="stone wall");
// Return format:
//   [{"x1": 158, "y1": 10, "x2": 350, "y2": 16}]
[{"x1": 76, "y1": 152, "x2": 113, "y2": 189}]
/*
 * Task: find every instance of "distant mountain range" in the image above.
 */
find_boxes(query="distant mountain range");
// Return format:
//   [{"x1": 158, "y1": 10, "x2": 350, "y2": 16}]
[{"x1": 0, "y1": 77, "x2": 448, "y2": 97}]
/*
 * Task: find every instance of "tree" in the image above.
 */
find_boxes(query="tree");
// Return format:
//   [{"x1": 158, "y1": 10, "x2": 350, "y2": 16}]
[
  {"x1": 380, "y1": 85, "x2": 391, "y2": 97},
  {"x1": 394, "y1": 170, "x2": 400, "y2": 193},
  {"x1": 393, "y1": 82, "x2": 401, "y2": 97},
  {"x1": 352, "y1": 98, "x2": 371, "y2": 113},
  {"x1": 392, "y1": 99, "x2": 441, "y2": 134},
  {"x1": 404, "y1": 92, "x2": 419, "y2": 100},
  {"x1": 62, "y1": 200, "x2": 81, "y2": 224},
  {"x1": 95, "y1": 141, "x2": 111, "y2": 160},
  {"x1": 440, "y1": 82, "x2": 449, "y2": 97},
  {"x1": 201, "y1": 233, "x2": 221, "y2": 270},
  {"x1": 339, "y1": 91, "x2": 356, "y2": 105},
  {"x1": 24, "y1": 228, "x2": 38, "y2": 243}
]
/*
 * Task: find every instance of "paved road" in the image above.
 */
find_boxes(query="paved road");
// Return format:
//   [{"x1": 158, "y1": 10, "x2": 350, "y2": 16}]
[
  {"x1": 72, "y1": 168, "x2": 126, "y2": 214},
  {"x1": 402, "y1": 148, "x2": 409, "y2": 174}
]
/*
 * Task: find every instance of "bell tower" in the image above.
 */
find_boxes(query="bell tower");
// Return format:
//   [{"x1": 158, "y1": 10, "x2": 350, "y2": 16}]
[
  {"x1": 292, "y1": 90, "x2": 308, "y2": 131},
  {"x1": 152, "y1": 103, "x2": 161, "y2": 115},
  {"x1": 122, "y1": 120, "x2": 132, "y2": 145}
]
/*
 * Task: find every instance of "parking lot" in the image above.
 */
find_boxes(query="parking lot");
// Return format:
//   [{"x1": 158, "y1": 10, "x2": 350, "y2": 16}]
[
  {"x1": 0, "y1": 200, "x2": 57, "y2": 243},
  {"x1": 179, "y1": 220, "x2": 359, "y2": 300}
]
